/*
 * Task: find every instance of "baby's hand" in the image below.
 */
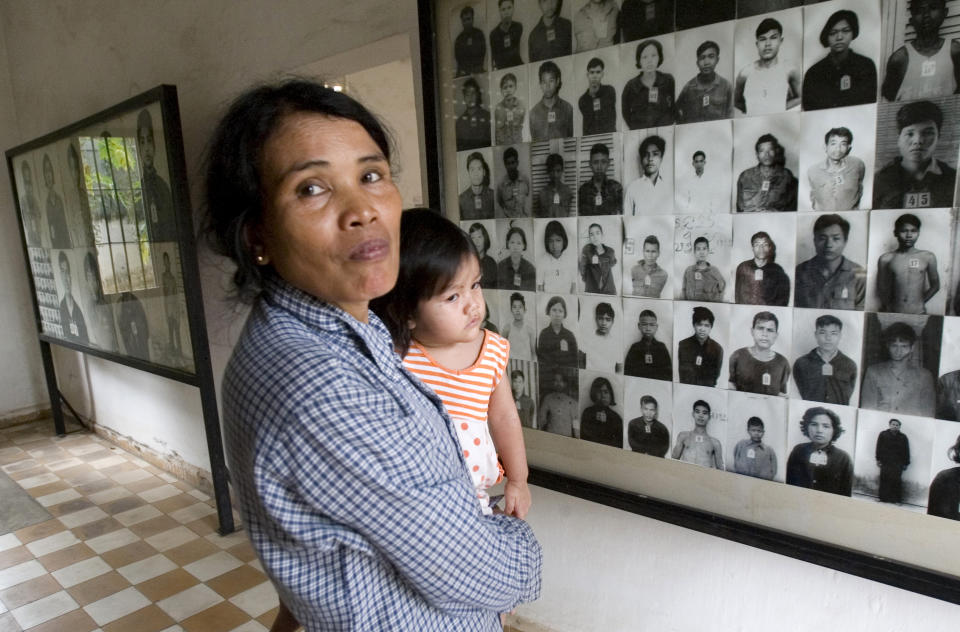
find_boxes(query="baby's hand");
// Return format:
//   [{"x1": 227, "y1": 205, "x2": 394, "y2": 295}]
[{"x1": 503, "y1": 478, "x2": 531, "y2": 519}]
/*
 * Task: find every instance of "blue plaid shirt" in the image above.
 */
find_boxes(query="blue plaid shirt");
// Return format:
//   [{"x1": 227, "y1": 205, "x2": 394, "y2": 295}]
[{"x1": 223, "y1": 278, "x2": 542, "y2": 631}]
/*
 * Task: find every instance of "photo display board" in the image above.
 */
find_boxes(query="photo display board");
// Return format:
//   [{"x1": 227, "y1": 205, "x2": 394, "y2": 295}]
[{"x1": 425, "y1": 0, "x2": 960, "y2": 595}]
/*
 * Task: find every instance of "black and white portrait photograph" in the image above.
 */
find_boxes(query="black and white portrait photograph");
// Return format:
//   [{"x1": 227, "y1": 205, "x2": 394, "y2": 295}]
[
  {"x1": 737, "y1": 0, "x2": 827, "y2": 19},
  {"x1": 500, "y1": 289, "x2": 538, "y2": 362},
  {"x1": 674, "y1": 20, "x2": 736, "y2": 124},
  {"x1": 949, "y1": 208, "x2": 960, "y2": 316},
  {"x1": 576, "y1": 133, "x2": 623, "y2": 216},
  {"x1": 509, "y1": 358, "x2": 538, "y2": 428},
  {"x1": 732, "y1": 112, "x2": 801, "y2": 212},
  {"x1": 578, "y1": 371, "x2": 625, "y2": 448},
  {"x1": 732, "y1": 212, "x2": 797, "y2": 306},
  {"x1": 733, "y1": 8, "x2": 804, "y2": 117},
  {"x1": 623, "y1": 214, "x2": 674, "y2": 299},
  {"x1": 572, "y1": 0, "x2": 619, "y2": 54},
  {"x1": 618, "y1": 34, "x2": 678, "y2": 130},
  {"x1": 728, "y1": 304, "x2": 793, "y2": 397},
  {"x1": 789, "y1": 307, "x2": 864, "y2": 406},
  {"x1": 537, "y1": 365, "x2": 580, "y2": 438},
  {"x1": 531, "y1": 138, "x2": 578, "y2": 218},
  {"x1": 528, "y1": 56, "x2": 577, "y2": 141},
  {"x1": 78, "y1": 250, "x2": 119, "y2": 353},
  {"x1": 865, "y1": 207, "x2": 952, "y2": 315},
  {"x1": 495, "y1": 218, "x2": 537, "y2": 291},
  {"x1": 936, "y1": 316, "x2": 960, "y2": 421},
  {"x1": 675, "y1": 0, "x2": 734, "y2": 31},
  {"x1": 41, "y1": 151, "x2": 71, "y2": 250},
  {"x1": 623, "y1": 376, "x2": 673, "y2": 457},
  {"x1": 536, "y1": 292, "x2": 581, "y2": 368},
  {"x1": 794, "y1": 211, "x2": 868, "y2": 311},
  {"x1": 618, "y1": 0, "x2": 673, "y2": 43},
  {"x1": 785, "y1": 400, "x2": 857, "y2": 496},
  {"x1": 55, "y1": 249, "x2": 88, "y2": 345},
  {"x1": 579, "y1": 294, "x2": 624, "y2": 374},
  {"x1": 137, "y1": 106, "x2": 176, "y2": 244},
  {"x1": 800, "y1": 0, "x2": 881, "y2": 111},
  {"x1": 492, "y1": 66, "x2": 530, "y2": 145},
  {"x1": 487, "y1": 0, "x2": 535, "y2": 71},
  {"x1": 577, "y1": 215, "x2": 621, "y2": 295},
  {"x1": 622, "y1": 297, "x2": 673, "y2": 382},
  {"x1": 534, "y1": 217, "x2": 578, "y2": 293},
  {"x1": 526, "y1": 0, "x2": 574, "y2": 63},
  {"x1": 458, "y1": 147, "x2": 496, "y2": 220},
  {"x1": 116, "y1": 290, "x2": 150, "y2": 361},
  {"x1": 853, "y1": 409, "x2": 934, "y2": 509},
  {"x1": 63, "y1": 140, "x2": 95, "y2": 247},
  {"x1": 451, "y1": 1, "x2": 489, "y2": 77},
  {"x1": 16, "y1": 155, "x2": 43, "y2": 247},
  {"x1": 572, "y1": 48, "x2": 620, "y2": 137},
  {"x1": 155, "y1": 246, "x2": 191, "y2": 368},
  {"x1": 872, "y1": 96, "x2": 960, "y2": 210},
  {"x1": 670, "y1": 383, "x2": 728, "y2": 470},
  {"x1": 797, "y1": 105, "x2": 876, "y2": 212},
  {"x1": 859, "y1": 312, "x2": 942, "y2": 418},
  {"x1": 494, "y1": 143, "x2": 533, "y2": 218},
  {"x1": 454, "y1": 74, "x2": 493, "y2": 151},
  {"x1": 483, "y1": 287, "x2": 503, "y2": 333},
  {"x1": 928, "y1": 418, "x2": 960, "y2": 520},
  {"x1": 879, "y1": 0, "x2": 960, "y2": 103},
  {"x1": 673, "y1": 213, "x2": 733, "y2": 302},
  {"x1": 724, "y1": 391, "x2": 787, "y2": 482},
  {"x1": 621, "y1": 127, "x2": 675, "y2": 216},
  {"x1": 673, "y1": 120, "x2": 734, "y2": 214},
  {"x1": 673, "y1": 300, "x2": 731, "y2": 388},
  {"x1": 463, "y1": 218, "x2": 499, "y2": 288}
]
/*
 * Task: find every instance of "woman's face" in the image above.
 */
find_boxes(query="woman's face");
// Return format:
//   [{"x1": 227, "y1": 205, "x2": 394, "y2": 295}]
[
  {"x1": 468, "y1": 158, "x2": 485, "y2": 186},
  {"x1": 806, "y1": 414, "x2": 835, "y2": 449},
  {"x1": 639, "y1": 45, "x2": 659, "y2": 72},
  {"x1": 507, "y1": 232, "x2": 525, "y2": 254},
  {"x1": 255, "y1": 113, "x2": 402, "y2": 321},
  {"x1": 548, "y1": 301, "x2": 565, "y2": 325},
  {"x1": 470, "y1": 228, "x2": 486, "y2": 254},
  {"x1": 827, "y1": 19, "x2": 854, "y2": 54},
  {"x1": 596, "y1": 383, "x2": 612, "y2": 406},
  {"x1": 547, "y1": 232, "x2": 565, "y2": 257}
]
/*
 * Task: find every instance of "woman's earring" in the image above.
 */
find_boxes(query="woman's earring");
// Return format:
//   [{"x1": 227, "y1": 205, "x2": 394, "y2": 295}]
[{"x1": 253, "y1": 251, "x2": 269, "y2": 265}]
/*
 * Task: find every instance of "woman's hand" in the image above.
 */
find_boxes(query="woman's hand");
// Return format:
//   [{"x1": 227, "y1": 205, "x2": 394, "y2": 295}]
[{"x1": 503, "y1": 478, "x2": 531, "y2": 519}]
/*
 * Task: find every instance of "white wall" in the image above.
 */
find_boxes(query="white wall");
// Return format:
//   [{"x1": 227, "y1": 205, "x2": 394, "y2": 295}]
[{"x1": 0, "y1": 2, "x2": 956, "y2": 630}]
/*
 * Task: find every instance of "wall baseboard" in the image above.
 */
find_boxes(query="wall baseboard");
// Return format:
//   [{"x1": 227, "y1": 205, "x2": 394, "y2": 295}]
[{"x1": 0, "y1": 407, "x2": 53, "y2": 430}]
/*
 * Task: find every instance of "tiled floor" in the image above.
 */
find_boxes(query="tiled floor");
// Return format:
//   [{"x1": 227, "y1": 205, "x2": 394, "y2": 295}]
[{"x1": 0, "y1": 420, "x2": 283, "y2": 632}]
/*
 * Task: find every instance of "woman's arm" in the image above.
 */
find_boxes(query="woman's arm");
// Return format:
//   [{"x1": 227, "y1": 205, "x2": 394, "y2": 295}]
[{"x1": 488, "y1": 377, "x2": 531, "y2": 519}]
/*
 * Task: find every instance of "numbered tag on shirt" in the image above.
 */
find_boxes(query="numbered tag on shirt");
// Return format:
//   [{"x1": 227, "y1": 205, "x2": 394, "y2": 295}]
[
  {"x1": 594, "y1": 193, "x2": 602, "y2": 206},
  {"x1": 695, "y1": 435, "x2": 704, "y2": 443},
  {"x1": 644, "y1": 275, "x2": 652, "y2": 286},
  {"x1": 645, "y1": 354, "x2": 653, "y2": 364},
  {"x1": 466, "y1": 37, "x2": 473, "y2": 46},
  {"x1": 645, "y1": 4, "x2": 655, "y2": 20},
  {"x1": 840, "y1": 75, "x2": 851, "y2": 91},
  {"x1": 548, "y1": 111, "x2": 556, "y2": 124},
  {"x1": 754, "y1": 269, "x2": 764, "y2": 281},
  {"x1": 503, "y1": 35, "x2": 511, "y2": 48},
  {"x1": 592, "y1": 254, "x2": 600, "y2": 264},
  {"x1": 695, "y1": 355, "x2": 703, "y2": 366},
  {"x1": 554, "y1": 192, "x2": 561, "y2": 205},
  {"x1": 834, "y1": 174, "x2": 844, "y2": 186},
  {"x1": 910, "y1": 258, "x2": 920, "y2": 269},
  {"x1": 560, "y1": 339, "x2": 568, "y2": 352},
  {"x1": 475, "y1": 196, "x2": 482, "y2": 210},
  {"x1": 747, "y1": 448, "x2": 756, "y2": 459},
  {"x1": 595, "y1": 21, "x2": 608, "y2": 39},
  {"x1": 694, "y1": 271, "x2": 703, "y2": 281},
  {"x1": 507, "y1": 110, "x2": 514, "y2": 122},
  {"x1": 514, "y1": 273, "x2": 522, "y2": 287},
  {"x1": 922, "y1": 59, "x2": 937, "y2": 77},
  {"x1": 70, "y1": 323, "x2": 78, "y2": 336},
  {"x1": 702, "y1": 95, "x2": 710, "y2": 107},
  {"x1": 597, "y1": 411, "x2": 607, "y2": 422},
  {"x1": 904, "y1": 192, "x2": 931, "y2": 208},
  {"x1": 822, "y1": 363, "x2": 833, "y2": 376},
  {"x1": 809, "y1": 450, "x2": 828, "y2": 466},
  {"x1": 470, "y1": 116, "x2": 477, "y2": 127},
  {"x1": 649, "y1": 87, "x2": 659, "y2": 103},
  {"x1": 761, "y1": 179, "x2": 771, "y2": 192},
  {"x1": 840, "y1": 287, "x2": 849, "y2": 299},
  {"x1": 593, "y1": 98, "x2": 601, "y2": 112},
  {"x1": 762, "y1": 372, "x2": 771, "y2": 386},
  {"x1": 547, "y1": 28, "x2": 556, "y2": 42},
  {"x1": 644, "y1": 425, "x2": 651, "y2": 433},
  {"x1": 512, "y1": 185, "x2": 519, "y2": 200}
]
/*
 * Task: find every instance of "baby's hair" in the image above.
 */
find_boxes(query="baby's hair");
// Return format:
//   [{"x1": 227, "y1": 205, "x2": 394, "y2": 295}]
[
  {"x1": 800, "y1": 406, "x2": 843, "y2": 442},
  {"x1": 692, "y1": 306, "x2": 714, "y2": 326},
  {"x1": 589, "y1": 377, "x2": 616, "y2": 406},
  {"x1": 595, "y1": 302, "x2": 614, "y2": 319},
  {"x1": 894, "y1": 213, "x2": 921, "y2": 232},
  {"x1": 693, "y1": 399, "x2": 711, "y2": 414},
  {"x1": 640, "y1": 395, "x2": 658, "y2": 408},
  {"x1": 815, "y1": 314, "x2": 843, "y2": 330},
  {"x1": 755, "y1": 17, "x2": 783, "y2": 39},
  {"x1": 813, "y1": 213, "x2": 850, "y2": 240},
  {"x1": 544, "y1": 220, "x2": 569, "y2": 252},
  {"x1": 752, "y1": 311, "x2": 779, "y2": 331},
  {"x1": 747, "y1": 416, "x2": 765, "y2": 430},
  {"x1": 370, "y1": 208, "x2": 478, "y2": 356},
  {"x1": 500, "y1": 73, "x2": 518, "y2": 89},
  {"x1": 820, "y1": 10, "x2": 859, "y2": 47},
  {"x1": 510, "y1": 292, "x2": 526, "y2": 308}
]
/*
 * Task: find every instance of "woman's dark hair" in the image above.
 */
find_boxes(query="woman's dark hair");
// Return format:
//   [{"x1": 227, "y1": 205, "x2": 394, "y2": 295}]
[
  {"x1": 636, "y1": 39, "x2": 664, "y2": 68},
  {"x1": 468, "y1": 222, "x2": 491, "y2": 253},
  {"x1": 370, "y1": 208, "x2": 478, "y2": 356},
  {"x1": 800, "y1": 406, "x2": 843, "y2": 442},
  {"x1": 820, "y1": 10, "x2": 859, "y2": 48},
  {"x1": 948, "y1": 434, "x2": 960, "y2": 464},
  {"x1": 505, "y1": 225, "x2": 528, "y2": 250},
  {"x1": 466, "y1": 152, "x2": 491, "y2": 188},
  {"x1": 83, "y1": 251, "x2": 104, "y2": 301},
  {"x1": 589, "y1": 377, "x2": 616, "y2": 406},
  {"x1": 203, "y1": 78, "x2": 392, "y2": 301},
  {"x1": 543, "y1": 220, "x2": 568, "y2": 253},
  {"x1": 545, "y1": 295, "x2": 567, "y2": 317}
]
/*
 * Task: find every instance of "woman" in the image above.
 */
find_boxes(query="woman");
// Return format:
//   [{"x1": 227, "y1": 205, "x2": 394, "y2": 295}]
[
  {"x1": 459, "y1": 152, "x2": 495, "y2": 220},
  {"x1": 621, "y1": 39, "x2": 675, "y2": 129},
  {"x1": 497, "y1": 224, "x2": 536, "y2": 290},
  {"x1": 734, "y1": 231, "x2": 790, "y2": 306},
  {"x1": 928, "y1": 434, "x2": 960, "y2": 520},
  {"x1": 801, "y1": 10, "x2": 877, "y2": 111},
  {"x1": 468, "y1": 222, "x2": 498, "y2": 289},
  {"x1": 538, "y1": 220, "x2": 576, "y2": 294},
  {"x1": 537, "y1": 295, "x2": 579, "y2": 367},
  {"x1": 580, "y1": 377, "x2": 623, "y2": 448},
  {"x1": 786, "y1": 406, "x2": 853, "y2": 496},
  {"x1": 204, "y1": 79, "x2": 541, "y2": 631}
]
